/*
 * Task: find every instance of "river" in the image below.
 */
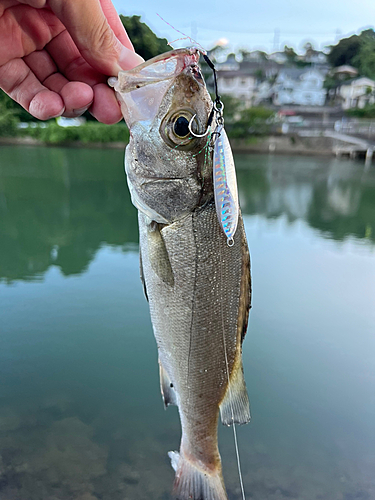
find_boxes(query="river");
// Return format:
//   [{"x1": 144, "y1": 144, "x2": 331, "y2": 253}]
[{"x1": 0, "y1": 145, "x2": 374, "y2": 500}]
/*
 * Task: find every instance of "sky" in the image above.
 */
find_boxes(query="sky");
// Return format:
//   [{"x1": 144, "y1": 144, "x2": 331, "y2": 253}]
[{"x1": 112, "y1": 0, "x2": 375, "y2": 55}]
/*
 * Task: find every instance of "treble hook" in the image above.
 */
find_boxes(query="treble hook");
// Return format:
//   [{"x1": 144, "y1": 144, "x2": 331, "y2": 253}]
[{"x1": 188, "y1": 114, "x2": 211, "y2": 138}]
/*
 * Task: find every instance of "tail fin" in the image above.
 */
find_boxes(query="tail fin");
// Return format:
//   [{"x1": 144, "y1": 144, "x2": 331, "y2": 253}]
[{"x1": 168, "y1": 450, "x2": 228, "y2": 500}]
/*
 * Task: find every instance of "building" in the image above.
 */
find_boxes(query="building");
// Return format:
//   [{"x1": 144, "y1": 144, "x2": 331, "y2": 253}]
[
  {"x1": 333, "y1": 65, "x2": 359, "y2": 80},
  {"x1": 335, "y1": 77, "x2": 375, "y2": 109},
  {"x1": 272, "y1": 68, "x2": 327, "y2": 106},
  {"x1": 216, "y1": 56, "x2": 280, "y2": 106},
  {"x1": 217, "y1": 70, "x2": 257, "y2": 105}
]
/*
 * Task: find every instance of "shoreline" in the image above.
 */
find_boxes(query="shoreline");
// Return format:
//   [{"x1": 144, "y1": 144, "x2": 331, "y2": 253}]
[{"x1": 0, "y1": 134, "x2": 336, "y2": 156}]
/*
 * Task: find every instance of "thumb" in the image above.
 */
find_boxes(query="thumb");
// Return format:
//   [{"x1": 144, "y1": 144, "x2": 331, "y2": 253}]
[{"x1": 49, "y1": 0, "x2": 144, "y2": 75}]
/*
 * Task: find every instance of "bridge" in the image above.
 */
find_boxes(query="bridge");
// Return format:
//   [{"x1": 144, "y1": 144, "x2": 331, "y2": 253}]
[
  {"x1": 286, "y1": 118, "x2": 375, "y2": 166},
  {"x1": 323, "y1": 131, "x2": 374, "y2": 165}
]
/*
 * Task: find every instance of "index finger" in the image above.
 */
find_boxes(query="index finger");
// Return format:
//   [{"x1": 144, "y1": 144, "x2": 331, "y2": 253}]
[
  {"x1": 98, "y1": 0, "x2": 134, "y2": 50},
  {"x1": 48, "y1": 0, "x2": 143, "y2": 75}
]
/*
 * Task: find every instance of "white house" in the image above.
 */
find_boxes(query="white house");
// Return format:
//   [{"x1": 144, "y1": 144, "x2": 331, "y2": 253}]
[
  {"x1": 273, "y1": 68, "x2": 327, "y2": 106},
  {"x1": 336, "y1": 77, "x2": 375, "y2": 109},
  {"x1": 216, "y1": 55, "x2": 280, "y2": 106},
  {"x1": 217, "y1": 70, "x2": 257, "y2": 105},
  {"x1": 333, "y1": 65, "x2": 358, "y2": 79}
]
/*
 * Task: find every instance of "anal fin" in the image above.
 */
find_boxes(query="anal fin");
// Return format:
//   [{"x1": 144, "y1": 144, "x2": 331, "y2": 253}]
[
  {"x1": 220, "y1": 360, "x2": 250, "y2": 426},
  {"x1": 159, "y1": 361, "x2": 177, "y2": 408}
]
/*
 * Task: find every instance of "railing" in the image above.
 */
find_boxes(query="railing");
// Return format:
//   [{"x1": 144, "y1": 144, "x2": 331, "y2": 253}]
[{"x1": 284, "y1": 118, "x2": 375, "y2": 142}]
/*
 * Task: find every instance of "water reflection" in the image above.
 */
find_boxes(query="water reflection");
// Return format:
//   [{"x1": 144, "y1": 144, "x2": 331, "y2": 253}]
[
  {"x1": 0, "y1": 147, "x2": 374, "y2": 285},
  {"x1": 236, "y1": 155, "x2": 375, "y2": 243},
  {"x1": 1, "y1": 146, "x2": 374, "y2": 500},
  {"x1": 0, "y1": 146, "x2": 138, "y2": 283}
]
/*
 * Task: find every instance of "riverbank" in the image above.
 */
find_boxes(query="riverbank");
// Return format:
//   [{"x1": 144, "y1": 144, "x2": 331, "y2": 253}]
[
  {"x1": 0, "y1": 134, "x2": 338, "y2": 156},
  {"x1": 0, "y1": 136, "x2": 127, "y2": 149}
]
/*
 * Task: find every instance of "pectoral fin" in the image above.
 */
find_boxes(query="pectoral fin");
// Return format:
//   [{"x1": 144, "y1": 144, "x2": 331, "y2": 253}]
[
  {"x1": 220, "y1": 360, "x2": 250, "y2": 426},
  {"x1": 159, "y1": 361, "x2": 177, "y2": 408},
  {"x1": 139, "y1": 252, "x2": 148, "y2": 301},
  {"x1": 147, "y1": 222, "x2": 174, "y2": 286}
]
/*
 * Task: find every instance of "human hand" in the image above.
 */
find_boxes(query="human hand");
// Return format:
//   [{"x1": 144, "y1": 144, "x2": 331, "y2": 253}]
[{"x1": 0, "y1": 0, "x2": 144, "y2": 123}]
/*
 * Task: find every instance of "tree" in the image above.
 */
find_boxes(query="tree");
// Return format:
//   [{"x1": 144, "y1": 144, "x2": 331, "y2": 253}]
[
  {"x1": 284, "y1": 45, "x2": 297, "y2": 64},
  {"x1": 119, "y1": 15, "x2": 171, "y2": 60},
  {"x1": 328, "y1": 28, "x2": 375, "y2": 78},
  {"x1": 0, "y1": 88, "x2": 35, "y2": 124},
  {"x1": 353, "y1": 30, "x2": 375, "y2": 80},
  {"x1": 328, "y1": 34, "x2": 361, "y2": 67}
]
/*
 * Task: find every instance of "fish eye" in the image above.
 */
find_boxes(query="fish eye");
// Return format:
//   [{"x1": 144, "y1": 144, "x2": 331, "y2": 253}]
[
  {"x1": 174, "y1": 116, "x2": 190, "y2": 138},
  {"x1": 159, "y1": 108, "x2": 200, "y2": 149}
]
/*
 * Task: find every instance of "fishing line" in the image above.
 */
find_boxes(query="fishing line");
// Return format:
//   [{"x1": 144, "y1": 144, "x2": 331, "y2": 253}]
[
  {"x1": 219, "y1": 243, "x2": 246, "y2": 500},
  {"x1": 156, "y1": 14, "x2": 207, "y2": 53},
  {"x1": 205, "y1": 48, "x2": 245, "y2": 498},
  {"x1": 162, "y1": 42, "x2": 245, "y2": 495}
]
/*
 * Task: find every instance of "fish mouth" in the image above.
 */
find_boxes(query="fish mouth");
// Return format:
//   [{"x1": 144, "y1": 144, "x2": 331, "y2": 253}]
[
  {"x1": 131, "y1": 48, "x2": 200, "y2": 73},
  {"x1": 109, "y1": 48, "x2": 203, "y2": 129},
  {"x1": 110, "y1": 48, "x2": 200, "y2": 93}
]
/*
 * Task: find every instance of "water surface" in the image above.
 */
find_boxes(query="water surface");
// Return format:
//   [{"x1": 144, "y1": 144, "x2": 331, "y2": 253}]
[{"x1": 0, "y1": 146, "x2": 374, "y2": 500}]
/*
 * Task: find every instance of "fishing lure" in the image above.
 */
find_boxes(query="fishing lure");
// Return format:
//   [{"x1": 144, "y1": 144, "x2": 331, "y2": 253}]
[
  {"x1": 212, "y1": 121, "x2": 239, "y2": 246},
  {"x1": 189, "y1": 53, "x2": 239, "y2": 246}
]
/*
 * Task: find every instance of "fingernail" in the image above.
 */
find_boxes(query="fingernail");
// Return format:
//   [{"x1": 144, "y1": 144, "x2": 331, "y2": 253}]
[
  {"x1": 118, "y1": 46, "x2": 144, "y2": 71},
  {"x1": 49, "y1": 107, "x2": 65, "y2": 119},
  {"x1": 73, "y1": 105, "x2": 91, "y2": 115}
]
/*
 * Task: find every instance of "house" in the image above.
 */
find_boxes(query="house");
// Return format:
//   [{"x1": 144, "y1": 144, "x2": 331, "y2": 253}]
[
  {"x1": 300, "y1": 48, "x2": 327, "y2": 65},
  {"x1": 333, "y1": 65, "x2": 358, "y2": 80},
  {"x1": 217, "y1": 70, "x2": 257, "y2": 105},
  {"x1": 216, "y1": 55, "x2": 280, "y2": 106},
  {"x1": 335, "y1": 77, "x2": 375, "y2": 109},
  {"x1": 272, "y1": 68, "x2": 327, "y2": 106}
]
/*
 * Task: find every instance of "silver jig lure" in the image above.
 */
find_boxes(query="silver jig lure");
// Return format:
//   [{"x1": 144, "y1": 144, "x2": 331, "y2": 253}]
[
  {"x1": 190, "y1": 54, "x2": 240, "y2": 246},
  {"x1": 213, "y1": 124, "x2": 239, "y2": 246}
]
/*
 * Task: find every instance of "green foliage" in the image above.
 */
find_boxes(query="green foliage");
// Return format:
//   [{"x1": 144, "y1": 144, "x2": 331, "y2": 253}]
[
  {"x1": 345, "y1": 104, "x2": 375, "y2": 118},
  {"x1": 220, "y1": 95, "x2": 243, "y2": 123},
  {"x1": 323, "y1": 75, "x2": 336, "y2": 90},
  {"x1": 21, "y1": 121, "x2": 129, "y2": 144},
  {"x1": 0, "y1": 92, "x2": 19, "y2": 136},
  {"x1": 353, "y1": 30, "x2": 375, "y2": 80},
  {"x1": 328, "y1": 34, "x2": 361, "y2": 67},
  {"x1": 225, "y1": 102, "x2": 275, "y2": 139},
  {"x1": 0, "y1": 89, "x2": 36, "y2": 122},
  {"x1": 284, "y1": 45, "x2": 297, "y2": 64},
  {"x1": 215, "y1": 95, "x2": 274, "y2": 139},
  {"x1": 120, "y1": 15, "x2": 170, "y2": 60},
  {"x1": 327, "y1": 29, "x2": 375, "y2": 76},
  {"x1": 0, "y1": 111, "x2": 18, "y2": 137}
]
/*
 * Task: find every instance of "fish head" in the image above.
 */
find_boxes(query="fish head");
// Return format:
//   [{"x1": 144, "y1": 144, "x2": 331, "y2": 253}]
[{"x1": 109, "y1": 48, "x2": 213, "y2": 223}]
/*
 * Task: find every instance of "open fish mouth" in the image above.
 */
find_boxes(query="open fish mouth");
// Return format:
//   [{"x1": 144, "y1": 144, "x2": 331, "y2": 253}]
[
  {"x1": 108, "y1": 48, "x2": 203, "y2": 128},
  {"x1": 109, "y1": 48, "x2": 200, "y2": 92}
]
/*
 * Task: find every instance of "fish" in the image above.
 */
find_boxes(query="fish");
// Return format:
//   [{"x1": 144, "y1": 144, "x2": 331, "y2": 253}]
[{"x1": 109, "y1": 48, "x2": 252, "y2": 500}]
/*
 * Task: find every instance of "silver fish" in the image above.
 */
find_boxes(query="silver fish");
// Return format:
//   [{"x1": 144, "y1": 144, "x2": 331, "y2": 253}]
[{"x1": 109, "y1": 48, "x2": 251, "y2": 500}]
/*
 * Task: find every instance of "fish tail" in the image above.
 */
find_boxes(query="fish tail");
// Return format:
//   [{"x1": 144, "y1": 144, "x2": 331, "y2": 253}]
[{"x1": 168, "y1": 449, "x2": 228, "y2": 500}]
